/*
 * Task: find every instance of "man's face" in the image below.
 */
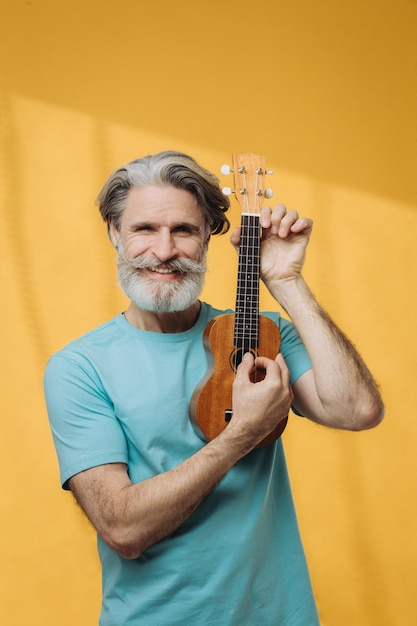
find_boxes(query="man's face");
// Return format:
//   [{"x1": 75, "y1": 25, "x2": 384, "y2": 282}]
[{"x1": 110, "y1": 185, "x2": 209, "y2": 313}]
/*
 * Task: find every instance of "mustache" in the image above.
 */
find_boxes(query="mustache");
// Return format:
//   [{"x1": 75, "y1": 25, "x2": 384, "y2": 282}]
[{"x1": 119, "y1": 254, "x2": 207, "y2": 275}]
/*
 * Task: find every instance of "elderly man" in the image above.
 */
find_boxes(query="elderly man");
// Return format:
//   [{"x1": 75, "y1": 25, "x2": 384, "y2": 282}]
[{"x1": 45, "y1": 150, "x2": 383, "y2": 625}]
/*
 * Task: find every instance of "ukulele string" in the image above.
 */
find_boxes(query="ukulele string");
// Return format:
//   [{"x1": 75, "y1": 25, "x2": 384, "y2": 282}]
[
  {"x1": 252, "y1": 168, "x2": 260, "y2": 382},
  {"x1": 243, "y1": 168, "x2": 250, "y2": 374},
  {"x1": 242, "y1": 167, "x2": 259, "y2": 380},
  {"x1": 235, "y1": 169, "x2": 248, "y2": 380}
]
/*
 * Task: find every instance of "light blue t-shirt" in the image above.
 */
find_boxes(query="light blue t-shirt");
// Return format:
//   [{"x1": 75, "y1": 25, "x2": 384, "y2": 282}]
[{"x1": 44, "y1": 302, "x2": 319, "y2": 625}]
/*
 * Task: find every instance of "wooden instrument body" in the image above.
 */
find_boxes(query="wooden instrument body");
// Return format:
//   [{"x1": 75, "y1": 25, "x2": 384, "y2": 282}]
[{"x1": 190, "y1": 313, "x2": 288, "y2": 447}]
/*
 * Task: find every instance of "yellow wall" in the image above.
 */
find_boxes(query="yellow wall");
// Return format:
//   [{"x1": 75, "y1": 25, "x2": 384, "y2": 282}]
[{"x1": 1, "y1": 1, "x2": 416, "y2": 624}]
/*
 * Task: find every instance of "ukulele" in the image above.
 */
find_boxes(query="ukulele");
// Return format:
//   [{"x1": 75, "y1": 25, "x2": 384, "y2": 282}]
[{"x1": 190, "y1": 152, "x2": 288, "y2": 447}]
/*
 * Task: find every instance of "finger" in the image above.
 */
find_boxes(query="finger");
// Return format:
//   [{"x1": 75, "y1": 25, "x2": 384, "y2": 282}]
[
  {"x1": 253, "y1": 354, "x2": 291, "y2": 388},
  {"x1": 229, "y1": 226, "x2": 241, "y2": 250},
  {"x1": 261, "y1": 204, "x2": 287, "y2": 235},
  {"x1": 235, "y1": 352, "x2": 255, "y2": 380},
  {"x1": 275, "y1": 353, "x2": 291, "y2": 385},
  {"x1": 259, "y1": 205, "x2": 272, "y2": 229},
  {"x1": 254, "y1": 355, "x2": 281, "y2": 378},
  {"x1": 289, "y1": 216, "x2": 313, "y2": 234},
  {"x1": 277, "y1": 209, "x2": 300, "y2": 237}
]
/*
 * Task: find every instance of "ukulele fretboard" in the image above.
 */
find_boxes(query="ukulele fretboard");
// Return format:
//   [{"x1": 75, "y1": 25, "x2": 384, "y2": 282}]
[{"x1": 234, "y1": 213, "x2": 261, "y2": 352}]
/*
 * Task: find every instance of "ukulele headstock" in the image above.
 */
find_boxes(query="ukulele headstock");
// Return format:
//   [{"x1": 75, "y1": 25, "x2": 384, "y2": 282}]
[{"x1": 222, "y1": 152, "x2": 273, "y2": 215}]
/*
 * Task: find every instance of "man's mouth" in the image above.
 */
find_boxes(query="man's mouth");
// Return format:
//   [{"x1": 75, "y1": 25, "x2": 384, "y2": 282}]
[
  {"x1": 143, "y1": 265, "x2": 181, "y2": 279},
  {"x1": 151, "y1": 266, "x2": 179, "y2": 274}
]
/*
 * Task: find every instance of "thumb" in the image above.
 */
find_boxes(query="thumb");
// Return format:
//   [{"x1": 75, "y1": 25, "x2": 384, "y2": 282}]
[
  {"x1": 236, "y1": 352, "x2": 255, "y2": 379},
  {"x1": 229, "y1": 227, "x2": 241, "y2": 252}
]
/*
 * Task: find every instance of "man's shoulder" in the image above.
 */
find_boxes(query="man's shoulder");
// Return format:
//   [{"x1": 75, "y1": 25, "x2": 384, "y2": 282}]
[
  {"x1": 203, "y1": 302, "x2": 233, "y2": 320},
  {"x1": 49, "y1": 315, "x2": 122, "y2": 362}
]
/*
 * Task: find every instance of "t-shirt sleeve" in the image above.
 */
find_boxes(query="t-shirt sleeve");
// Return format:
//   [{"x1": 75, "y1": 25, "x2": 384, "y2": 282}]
[
  {"x1": 279, "y1": 316, "x2": 312, "y2": 385},
  {"x1": 44, "y1": 353, "x2": 128, "y2": 489},
  {"x1": 262, "y1": 312, "x2": 312, "y2": 385},
  {"x1": 263, "y1": 313, "x2": 312, "y2": 418}
]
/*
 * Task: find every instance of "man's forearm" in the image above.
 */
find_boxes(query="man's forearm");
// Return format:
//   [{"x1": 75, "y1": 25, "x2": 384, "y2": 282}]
[
  {"x1": 268, "y1": 276, "x2": 384, "y2": 429},
  {"x1": 70, "y1": 430, "x2": 251, "y2": 559}
]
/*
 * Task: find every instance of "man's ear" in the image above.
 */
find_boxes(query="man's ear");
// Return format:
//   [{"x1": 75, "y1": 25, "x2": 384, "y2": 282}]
[{"x1": 108, "y1": 221, "x2": 120, "y2": 249}]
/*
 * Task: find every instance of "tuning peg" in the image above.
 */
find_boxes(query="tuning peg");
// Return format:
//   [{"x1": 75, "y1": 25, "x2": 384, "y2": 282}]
[
  {"x1": 220, "y1": 164, "x2": 233, "y2": 175},
  {"x1": 265, "y1": 169, "x2": 274, "y2": 175},
  {"x1": 264, "y1": 188, "x2": 273, "y2": 199},
  {"x1": 222, "y1": 186, "x2": 233, "y2": 196}
]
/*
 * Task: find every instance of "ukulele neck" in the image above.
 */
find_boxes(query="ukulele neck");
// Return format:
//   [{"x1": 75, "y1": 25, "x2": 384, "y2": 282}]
[{"x1": 234, "y1": 212, "x2": 261, "y2": 352}]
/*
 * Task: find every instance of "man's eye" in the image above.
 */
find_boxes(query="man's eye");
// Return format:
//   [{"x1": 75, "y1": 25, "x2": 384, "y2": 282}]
[
  {"x1": 173, "y1": 225, "x2": 196, "y2": 235},
  {"x1": 135, "y1": 225, "x2": 154, "y2": 232}
]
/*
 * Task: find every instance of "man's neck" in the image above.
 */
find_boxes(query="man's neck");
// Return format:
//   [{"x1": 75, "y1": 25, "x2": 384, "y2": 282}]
[{"x1": 123, "y1": 300, "x2": 201, "y2": 333}]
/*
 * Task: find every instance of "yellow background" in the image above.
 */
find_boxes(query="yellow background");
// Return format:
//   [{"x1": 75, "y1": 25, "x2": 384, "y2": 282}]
[{"x1": 1, "y1": 1, "x2": 416, "y2": 624}]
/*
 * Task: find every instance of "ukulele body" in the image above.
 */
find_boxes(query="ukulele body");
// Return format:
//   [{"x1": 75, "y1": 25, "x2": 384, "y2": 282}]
[{"x1": 190, "y1": 313, "x2": 288, "y2": 447}]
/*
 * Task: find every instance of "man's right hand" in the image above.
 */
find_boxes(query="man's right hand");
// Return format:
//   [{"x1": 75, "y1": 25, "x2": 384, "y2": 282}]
[{"x1": 229, "y1": 352, "x2": 293, "y2": 449}]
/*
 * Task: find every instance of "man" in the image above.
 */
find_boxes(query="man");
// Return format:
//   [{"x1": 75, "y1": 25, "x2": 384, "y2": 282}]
[{"x1": 44, "y1": 150, "x2": 384, "y2": 625}]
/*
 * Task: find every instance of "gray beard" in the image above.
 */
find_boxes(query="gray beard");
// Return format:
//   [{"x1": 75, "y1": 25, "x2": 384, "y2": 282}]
[{"x1": 116, "y1": 251, "x2": 207, "y2": 313}]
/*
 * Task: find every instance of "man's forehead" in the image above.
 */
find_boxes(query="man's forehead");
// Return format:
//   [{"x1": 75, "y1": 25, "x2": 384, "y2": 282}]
[{"x1": 125, "y1": 185, "x2": 203, "y2": 217}]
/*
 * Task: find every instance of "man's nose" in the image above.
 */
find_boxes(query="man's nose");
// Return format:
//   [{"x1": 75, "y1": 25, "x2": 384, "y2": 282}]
[{"x1": 151, "y1": 229, "x2": 177, "y2": 262}]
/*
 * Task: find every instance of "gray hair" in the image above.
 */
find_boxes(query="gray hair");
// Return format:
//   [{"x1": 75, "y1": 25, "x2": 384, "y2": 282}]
[{"x1": 97, "y1": 150, "x2": 230, "y2": 237}]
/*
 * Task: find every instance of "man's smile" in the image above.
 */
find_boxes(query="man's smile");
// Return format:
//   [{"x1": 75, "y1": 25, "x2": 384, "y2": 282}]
[{"x1": 141, "y1": 264, "x2": 183, "y2": 279}]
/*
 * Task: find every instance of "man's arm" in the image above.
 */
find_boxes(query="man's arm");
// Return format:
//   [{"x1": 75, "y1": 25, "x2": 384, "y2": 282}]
[
  {"x1": 275, "y1": 277, "x2": 384, "y2": 429},
  {"x1": 231, "y1": 203, "x2": 384, "y2": 431},
  {"x1": 69, "y1": 352, "x2": 293, "y2": 559}
]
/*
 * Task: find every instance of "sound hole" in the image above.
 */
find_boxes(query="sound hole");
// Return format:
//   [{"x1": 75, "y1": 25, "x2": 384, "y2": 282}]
[{"x1": 229, "y1": 347, "x2": 258, "y2": 373}]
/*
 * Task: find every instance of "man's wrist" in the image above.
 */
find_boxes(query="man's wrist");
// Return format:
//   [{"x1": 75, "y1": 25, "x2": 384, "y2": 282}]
[{"x1": 265, "y1": 275, "x2": 313, "y2": 315}]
